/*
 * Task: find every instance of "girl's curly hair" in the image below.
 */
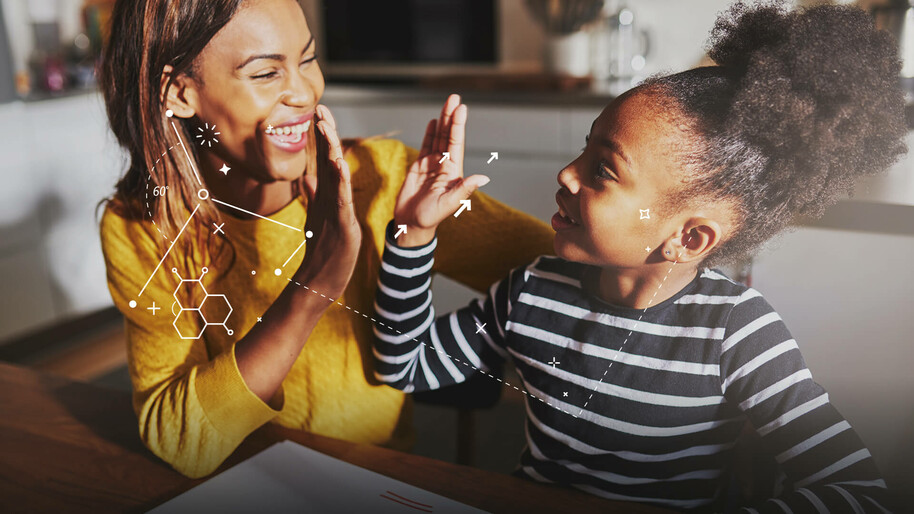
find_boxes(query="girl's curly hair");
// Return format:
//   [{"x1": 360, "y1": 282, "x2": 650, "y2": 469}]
[{"x1": 641, "y1": 1, "x2": 907, "y2": 266}]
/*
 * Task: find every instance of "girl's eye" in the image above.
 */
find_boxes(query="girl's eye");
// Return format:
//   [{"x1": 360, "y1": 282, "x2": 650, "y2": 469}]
[
  {"x1": 581, "y1": 134, "x2": 590, "y2": 152},
  {"x1": 596, "y1": 160, "x2": 617, "y2": 181},
  {"x1": 300, "y1": 55, "x2": 318, "y2": 67}
]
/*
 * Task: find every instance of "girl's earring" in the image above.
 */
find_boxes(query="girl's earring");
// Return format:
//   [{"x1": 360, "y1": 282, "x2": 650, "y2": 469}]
[{"x1": 665, "y1": 250, "x2": 671, "y2": 255}]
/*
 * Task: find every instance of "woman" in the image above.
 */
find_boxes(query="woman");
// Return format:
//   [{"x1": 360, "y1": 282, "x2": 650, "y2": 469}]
[{"x1": 99, "y1": 0, "x2": 553, "y2": 478}]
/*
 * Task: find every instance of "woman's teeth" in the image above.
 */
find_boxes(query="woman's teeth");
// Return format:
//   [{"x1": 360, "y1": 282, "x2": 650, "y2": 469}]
[{"x1": 265, "y1": 119, "x2": 312, "y2": 136}]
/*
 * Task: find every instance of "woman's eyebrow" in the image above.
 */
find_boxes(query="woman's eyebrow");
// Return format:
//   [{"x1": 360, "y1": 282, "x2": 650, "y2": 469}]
[{"x1": 235, "y1": 36, "x2": 316, "y2": 70}]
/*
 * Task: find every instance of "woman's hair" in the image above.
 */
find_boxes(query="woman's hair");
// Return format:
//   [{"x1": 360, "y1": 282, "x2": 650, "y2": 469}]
[
  {"x1": 641, "y1": 1, "x2": 907, "y2": 266},
  {"x1": 99, "y1": 0, "x2": 314, "y2": 272}
]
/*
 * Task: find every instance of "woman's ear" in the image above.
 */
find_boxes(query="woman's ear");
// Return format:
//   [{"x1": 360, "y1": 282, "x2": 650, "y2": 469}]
[
  {"x1": 660, "y1": 217, "x2": 723, "y2": 264},
  {"x1": 161, "y1": 64, "x2": 199, "y2": 119}
]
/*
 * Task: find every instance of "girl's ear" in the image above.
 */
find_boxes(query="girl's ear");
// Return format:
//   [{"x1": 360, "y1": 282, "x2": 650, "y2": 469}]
[
  {"x1": 660, "y1": 217, "x2": 723, "y2": 264},
  {"x1": 161, "y1": 64, "x2": 200, "y2": 119}
]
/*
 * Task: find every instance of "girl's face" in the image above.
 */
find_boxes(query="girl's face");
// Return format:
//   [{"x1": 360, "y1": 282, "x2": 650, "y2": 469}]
[
  {"x1": 553, "y1": 90, "x2": 695, "y2": 268},
  {"x1": 187, "y1": 0, "x2": 323, "y2": 183}
]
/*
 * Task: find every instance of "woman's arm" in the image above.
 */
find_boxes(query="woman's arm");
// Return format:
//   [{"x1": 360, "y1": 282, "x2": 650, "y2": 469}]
[
  {"x1": 104, "y1": 107, "x2": 360, "y2": 478},
  {"x1": 720, "y1": 291, "x2": 892, "y2": 512},
  {"x1": 235, "y1": 105, "x2": 360, "y2": 404}
]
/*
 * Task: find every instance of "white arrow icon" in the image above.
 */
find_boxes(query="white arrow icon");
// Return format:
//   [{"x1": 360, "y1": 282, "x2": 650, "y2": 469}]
[
  {"x1": 454, "y1": 199, "x2": 471, "y2": 217},
  {"x1": 487, "y1": 152, "x2": 498, "y2": 164},
  {"x1": 395, "y1": 225, "x2": 408, "y2": 238},
  {"x1": 439, "y1": 152, "x2": 450, "y2": 164}
]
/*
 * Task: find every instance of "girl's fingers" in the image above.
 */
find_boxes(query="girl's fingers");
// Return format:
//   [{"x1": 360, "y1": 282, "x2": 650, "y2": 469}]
[
  {"x1": 447, "y1": 104, "x2": 467, "y2": 171},
  {"x1": 444, "y1": 174, "x2": 490, "y2": 207},
  {"x1": 434, "y1": 94, "x2": 459, "y2": 154},
  {"x1": 418, "y1": 119, "x2": 436, "y2": 159}
]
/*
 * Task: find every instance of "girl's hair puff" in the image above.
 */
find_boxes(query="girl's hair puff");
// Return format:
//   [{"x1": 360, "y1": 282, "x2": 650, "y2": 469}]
[{"x1": 642, "y1": 1, "x2": 906, "y2": 265}]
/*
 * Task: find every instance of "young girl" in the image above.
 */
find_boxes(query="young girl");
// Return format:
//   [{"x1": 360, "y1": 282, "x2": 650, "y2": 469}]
[{"x1": 372, "y1": 2, "x2": 904, "y2": 511}]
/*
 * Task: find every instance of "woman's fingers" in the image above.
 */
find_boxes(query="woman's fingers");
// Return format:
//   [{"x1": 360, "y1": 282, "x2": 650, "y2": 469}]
[
  {"x1": 318, "y1": 119, "x2": 345, "y2": 163},
  {"x1": 303, "y1": 173, "x2": 317, "y2": 204},
  {"x1": 446, "y1": 104, "x2": 467, "y2": 171},
  {"x1": 314, "y1": 120, "x2": 333, "y2": 186},
  {"x1": 335, "y1": 157, "x2": 354, "y2": 210},
  {"x1": 316, "y1": 104, "x2": 337, "y2": 131}
]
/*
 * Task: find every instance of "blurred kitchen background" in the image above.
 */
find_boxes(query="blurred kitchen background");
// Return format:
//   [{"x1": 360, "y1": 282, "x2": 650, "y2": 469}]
[{"x1": 0, "y1": 0, "x2": 912, "y2": 506}]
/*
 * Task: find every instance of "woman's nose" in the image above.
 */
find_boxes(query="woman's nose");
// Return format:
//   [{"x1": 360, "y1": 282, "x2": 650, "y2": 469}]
[
  {"x1": 283, "y1": 71, "x2": 315, "y2": 107},
  {"x1": 557, "y1": 164, "x2": 581, "y2": 195}
]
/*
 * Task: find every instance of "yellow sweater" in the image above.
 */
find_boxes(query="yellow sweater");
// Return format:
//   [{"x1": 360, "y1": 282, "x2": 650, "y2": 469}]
[{"x1": 100, "y1": 139, "x2": 554, "y2": 478}]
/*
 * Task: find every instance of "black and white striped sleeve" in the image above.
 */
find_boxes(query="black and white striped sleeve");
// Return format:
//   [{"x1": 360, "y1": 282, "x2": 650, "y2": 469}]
[
  {"x1": 720, "y1": 290, "x2": 892, "y2": 513},
  {"x1": 372, "y1": 221, "x2": 523, "y2": 393}
]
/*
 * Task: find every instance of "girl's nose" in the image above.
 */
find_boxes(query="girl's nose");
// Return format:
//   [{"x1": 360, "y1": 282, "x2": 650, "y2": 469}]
[{"x1": 557, "y1": 164, "x2": 581, "y2": 195}]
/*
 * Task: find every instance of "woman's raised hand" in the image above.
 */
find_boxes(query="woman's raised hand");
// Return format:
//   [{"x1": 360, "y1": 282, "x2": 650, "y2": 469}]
[
  {"x1": 295, "y1": 105, "x2": 362, "y2": 300},
  {"x1": 393, "y1": 94, "x2": 490, "y2": 247}
]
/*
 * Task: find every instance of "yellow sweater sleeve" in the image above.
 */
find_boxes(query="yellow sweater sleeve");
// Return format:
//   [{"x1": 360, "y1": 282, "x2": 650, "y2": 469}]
[{"x1": 100, "y1": 208, "x2": 282, "y2": 478}]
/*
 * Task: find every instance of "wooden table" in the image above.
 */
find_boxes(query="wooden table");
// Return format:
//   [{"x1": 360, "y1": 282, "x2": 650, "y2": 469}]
[{"x1": 0, "y1": 362, "x2": 670, "y2": 513}]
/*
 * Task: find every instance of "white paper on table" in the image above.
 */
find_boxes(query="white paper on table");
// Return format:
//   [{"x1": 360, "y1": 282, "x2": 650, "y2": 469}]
[{"x1": 147, "y1": 440, "x2": 490, "y2": 513}]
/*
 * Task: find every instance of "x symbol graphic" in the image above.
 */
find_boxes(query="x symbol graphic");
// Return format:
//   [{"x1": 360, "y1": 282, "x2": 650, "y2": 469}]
[{"x1": 213, "y1": 222, "x2": 225, "y2": 235}]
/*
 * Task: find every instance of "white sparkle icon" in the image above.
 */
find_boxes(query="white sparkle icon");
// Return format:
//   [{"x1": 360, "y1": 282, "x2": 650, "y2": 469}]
[
  {"x1": 639, "y1": 209, "x2": 650, "y2": 220},
  {"x1": 219, "y1": 164, "x2": 230, "y2": 175},
  {"x1": 196, "y1": 123, "x2": 220, "y2": 147}
]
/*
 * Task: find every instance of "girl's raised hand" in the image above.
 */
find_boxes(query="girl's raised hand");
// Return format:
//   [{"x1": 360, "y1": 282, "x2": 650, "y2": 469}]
[
  {"x1": 296, "y1": 105, "x2": 362, "y2": 300},
  {"x1": 394, "y1": 94, "x2": 490, "y2": 247}
]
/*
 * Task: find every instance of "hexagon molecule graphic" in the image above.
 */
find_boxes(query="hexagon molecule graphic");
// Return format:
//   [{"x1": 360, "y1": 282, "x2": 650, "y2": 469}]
[{"x1": 171, "y1": 267, "x2": 234, "y2": 340}]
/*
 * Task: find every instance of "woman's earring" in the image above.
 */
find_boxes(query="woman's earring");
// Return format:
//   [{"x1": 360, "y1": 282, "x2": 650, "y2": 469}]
[{"x1": 665, "y1": 250, "x2": 671, "y2": 255}]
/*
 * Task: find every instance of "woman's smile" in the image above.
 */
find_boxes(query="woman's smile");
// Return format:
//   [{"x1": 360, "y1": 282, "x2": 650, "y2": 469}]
[{"x1": 264, "y1": 112, "x2": 314, "y2": 152}]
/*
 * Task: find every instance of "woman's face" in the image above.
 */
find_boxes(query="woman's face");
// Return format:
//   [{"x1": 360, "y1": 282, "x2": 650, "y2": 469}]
[{"x1": 187, "y1": 0, "x2": 324, "y2": 183}]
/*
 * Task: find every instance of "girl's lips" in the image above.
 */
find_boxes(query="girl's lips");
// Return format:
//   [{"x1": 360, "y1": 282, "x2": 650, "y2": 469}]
[{"x1": 552, "y1": 212, "x2": 578, "y2": 231}]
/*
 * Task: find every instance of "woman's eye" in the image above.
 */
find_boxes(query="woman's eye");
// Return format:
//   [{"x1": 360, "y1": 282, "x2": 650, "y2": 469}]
[
  {"x1": 596, "y1": 160, "x2": 616, "y2": 181},
  {"x1": 252, "y1": 71, "x2": 278, "y2": 80},
  {"x1": 300, "y1": 55, "x2": 318, "y2": 67},
  {"x1": 581, "y1": 134, "x2": 590, "y2": 152}
]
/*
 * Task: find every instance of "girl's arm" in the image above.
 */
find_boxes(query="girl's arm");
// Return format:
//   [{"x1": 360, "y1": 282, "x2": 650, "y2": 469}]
[
  {"x1": 372, "y1": 222, "x2": 527, "y2": 391},
  {"x1": 372, "y1": 94, "x2": 523, "y2": 391},
  {"x1": 720, "y1": 291, "x2": 892, "y2": 512}
]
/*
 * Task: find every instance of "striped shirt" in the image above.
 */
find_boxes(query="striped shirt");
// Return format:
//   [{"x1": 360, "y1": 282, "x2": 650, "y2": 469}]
[{"x1": 372, "y1": 222, "x2": 892, "y2": 512}]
